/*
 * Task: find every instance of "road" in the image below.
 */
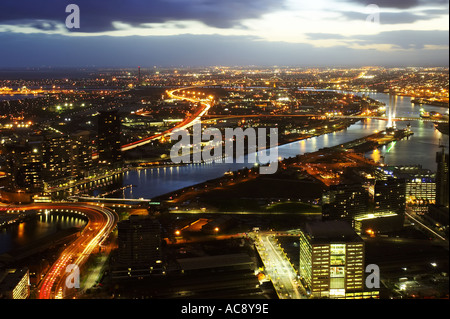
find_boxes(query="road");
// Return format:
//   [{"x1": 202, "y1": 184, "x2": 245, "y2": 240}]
[
  {"x1": 119, "y1": 86, "x2": 212, "y2": 152},
  {"x1": 254, "y1": 232, "x2": 305, "y2": 299},
  {"x1": 4, "y1": 203, "x2": 118, "y2": 299},
  {"x1": 405, "y1": 209, "x2": 449, "y2": 250}
]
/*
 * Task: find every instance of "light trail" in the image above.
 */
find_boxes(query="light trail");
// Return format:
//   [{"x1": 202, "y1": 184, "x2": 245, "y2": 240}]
[
  {"x1": 256, "y1": 232, "x2": 303, "y2": 299},
  {"x1": 119, "y1": 87, "x2": 211, "y2": 153},
  {"x1": 6, "y1": 203, "x2": 118, "y2": 299},
  {"x1": 406, "y1": 211, "x2": 447, "y2": 242}
]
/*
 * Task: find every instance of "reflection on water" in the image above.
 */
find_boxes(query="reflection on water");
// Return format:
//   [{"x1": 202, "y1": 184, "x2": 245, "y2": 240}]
[
  {"x1": 0, "y1": 213, "x2": 86, "y2": 255},
  {"x1": 122, "y1": 92, "x2": 449, "y2": 199}
]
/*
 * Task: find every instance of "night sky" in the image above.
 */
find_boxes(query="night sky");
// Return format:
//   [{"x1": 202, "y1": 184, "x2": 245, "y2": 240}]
[{"x1": 0, "y1": 0, "x2": 448, "y2": 67}]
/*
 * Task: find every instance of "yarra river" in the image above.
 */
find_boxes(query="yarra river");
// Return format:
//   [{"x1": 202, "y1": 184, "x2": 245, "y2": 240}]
[
  {"x1": 1, "y1": 92, "x2": 448, "y2": 255},
  {"x1": 121, "y1": 92, "x2": 449, "y2": 199}
]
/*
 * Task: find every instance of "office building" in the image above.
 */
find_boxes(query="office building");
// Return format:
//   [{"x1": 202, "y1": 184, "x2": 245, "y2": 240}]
[
  {"x1": 374, "y1": 178, "x2": 406, "y2": 217},
  {"x1": 42, "y1": 133, "x2": 72, "y2": 182},
  {"x1": 322, "y1": 183, "x2": 369, "y2": 222},
  {"x1": 115, "y1": 215, "x2": 162, "y2": 278},
  {"x1": 98, "y1": 110, "x2": 122, "y2": 165},
  {"x1": 375, "y1": 165, "x2": 436, "y2": 214},
  {"x1": 299, "y1": 221, "x2": 376, "y2": 299}
]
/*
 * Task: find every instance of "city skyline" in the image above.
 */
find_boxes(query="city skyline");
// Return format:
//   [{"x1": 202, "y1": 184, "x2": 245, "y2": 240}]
[{"x1": 0, "y1": 0, "x2": 448, "y2": 305}]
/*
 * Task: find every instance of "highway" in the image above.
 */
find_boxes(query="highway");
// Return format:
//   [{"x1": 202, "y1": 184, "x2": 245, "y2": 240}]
[
  {"x1": 119, "y1": 87, "x2": 212, "y2": 152},
  {"x1": 254, "y1": 232, "x2": 304, "y2": 299},
  {"x1": 405, "y1": 209, "x2": 449, "y2": 250},
  {"x1": 4, "y1": 203, "x2": 118, "y2": 299}
]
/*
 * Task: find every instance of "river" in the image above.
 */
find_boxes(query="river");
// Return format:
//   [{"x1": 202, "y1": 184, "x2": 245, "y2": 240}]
[
  {"x1": 0, "y1": 213, "x2": 86, "y2": 255},
  {"x1": 120, "y1": 92, "x2": 449, "y2": 199}
]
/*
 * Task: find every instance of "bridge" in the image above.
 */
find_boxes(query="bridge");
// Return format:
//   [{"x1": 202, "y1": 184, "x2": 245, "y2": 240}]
[
  {"x1": 94, "y1": 85, "x2": 447, "y2": 158},
  {"x1": 68, "y1": 196, "x2": 157, "y2": 203},
  {"x1": 200, "y1": 113, "x2": 449, "y2": 123},
  {"x1": 332, "y1": 115, "x2": 449, "y2": 123}
]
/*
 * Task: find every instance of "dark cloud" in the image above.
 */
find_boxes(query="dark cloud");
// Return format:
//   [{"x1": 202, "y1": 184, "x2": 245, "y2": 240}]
[
  {"x1": 306, "y1": 30, "x2": 449, "y2": 49},
  {"x1": 0, "y1": 0, "x2": 286, "y2": 32},
  {"x1": 354, "y1": 30, "x2": 449, "y2": 49}
]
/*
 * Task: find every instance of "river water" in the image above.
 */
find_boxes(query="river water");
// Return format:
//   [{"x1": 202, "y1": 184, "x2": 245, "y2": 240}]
[
  {"x1": 0, "y1": 214, "x2": 86, "y2": 255},
  {"x1": 121, "y1": 92, "x2": 449, "y2": 199}
]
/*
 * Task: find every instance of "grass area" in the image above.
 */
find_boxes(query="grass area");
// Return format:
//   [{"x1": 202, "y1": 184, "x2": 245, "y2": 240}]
[
  {"x1": 265, "y1": 202, "x2": 321, "y2": 214},
  {"x1": 201, "y1": 198, "x2": 321, "y2": 214}
]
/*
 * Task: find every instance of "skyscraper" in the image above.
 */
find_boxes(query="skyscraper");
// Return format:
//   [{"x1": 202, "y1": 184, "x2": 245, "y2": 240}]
[
  {"x1": 70, "y1": 130, "x2": 94, "y2": 179},
  {"x1": 322, "y1": 183, "x2": 369, "y2": 222},
  {"x1": 436, "y1": 147, "x2": 449, "y2": 207},
  {"x1": 42, "y1": 133, "x2": 72, "y2": 182},
  {"x1": 374, "y1": 178, "x2": 406, "y2": 217},
  {"x1": 97, "y1": 110, "x2": 122, "y2": 165},
  {"x1": 116, "y1": 215, "x2": 162, "y2": 277}
]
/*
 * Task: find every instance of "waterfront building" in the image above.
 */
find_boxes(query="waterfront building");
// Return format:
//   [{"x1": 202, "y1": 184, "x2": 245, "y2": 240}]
[
  {"x1": 70, "y1": 130, "x2": 94, "y2": 179},
  {"x1": 4, "y1": 140, "x2": 43, "y2": 192},
  {"x1": 42, "y1": 133, "x2": 72, "y2": 182}
]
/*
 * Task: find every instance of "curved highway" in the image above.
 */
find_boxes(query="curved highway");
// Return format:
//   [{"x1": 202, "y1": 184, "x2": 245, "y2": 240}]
[
  {"x1": 4, "y1": 203, "x2": 118, "y2": 299},
  {"x1": 121, "y1": 87, "x2": 212, "y2": 152}
]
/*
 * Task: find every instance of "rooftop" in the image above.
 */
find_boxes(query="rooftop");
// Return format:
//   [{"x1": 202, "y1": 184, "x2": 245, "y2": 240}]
[{"x1": 304, "y1": 220, "x2": 363, "y2": 244}]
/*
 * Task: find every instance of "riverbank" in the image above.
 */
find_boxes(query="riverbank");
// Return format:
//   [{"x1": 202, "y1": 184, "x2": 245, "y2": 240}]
[
  {"x1": 154, "y1": 126, "x2": 414, "y2": 206},
  {"x1": 125, "y1": 118, "x2": 360, "y2": 170}
]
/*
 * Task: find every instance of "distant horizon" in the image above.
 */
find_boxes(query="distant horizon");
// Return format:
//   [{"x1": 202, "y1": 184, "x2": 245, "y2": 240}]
[{"x1": 0, "y1": 65, "x2": 448, "y2": 70}]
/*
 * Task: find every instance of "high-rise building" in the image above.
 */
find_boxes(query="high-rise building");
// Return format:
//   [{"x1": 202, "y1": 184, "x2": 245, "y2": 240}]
[
  {"x1": 116, "y1": 215, "x2": 162, "y2": 277},
  {"x1": 375, "y1": 165, "x2": 436, "y2": 214},
  {"x1": 98, "y1": 110, "x2": 122, "y2": 165},
  {"x1": 70, "y1": 130, "x2": 94, "y2": 179},
  {"x1": 374, "y1": 178, "x2": 406, "y2": 217},
  {"x1": 436, "y1": 147, "x2": 449, "y2": 207},
  {"x1": 299, "y1": 221, "x2": 376, "y2": 299},
  {"x1": 42, "y1": 133, "x2": 72, "y2": 182},
  {"x1": 322, "y1": 183, "x2": 369, "y2": 222},
  {"x1": 4, "y1": 140, "x2": 43, "y2": 192}
]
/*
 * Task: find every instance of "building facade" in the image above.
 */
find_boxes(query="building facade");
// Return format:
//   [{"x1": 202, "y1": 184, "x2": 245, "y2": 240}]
[
  {"x1": 299, "y1": 221, "x2": 374, "y2": 299},
  {"x1": 98, "y1": 110, "x2": 122, "y2": 165},
  {"x1": 322, "y1": 183, "x2": 369, "y2": 222},
  {"x1": 0, "y1": 268, "x2": 30, "y2": 299},
  {"x1": 116, "y1": 215, "x2": 162, "y2": 277},
  {"x1": 436, "y1": 148, "x2": 449, "y2": 207}
]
